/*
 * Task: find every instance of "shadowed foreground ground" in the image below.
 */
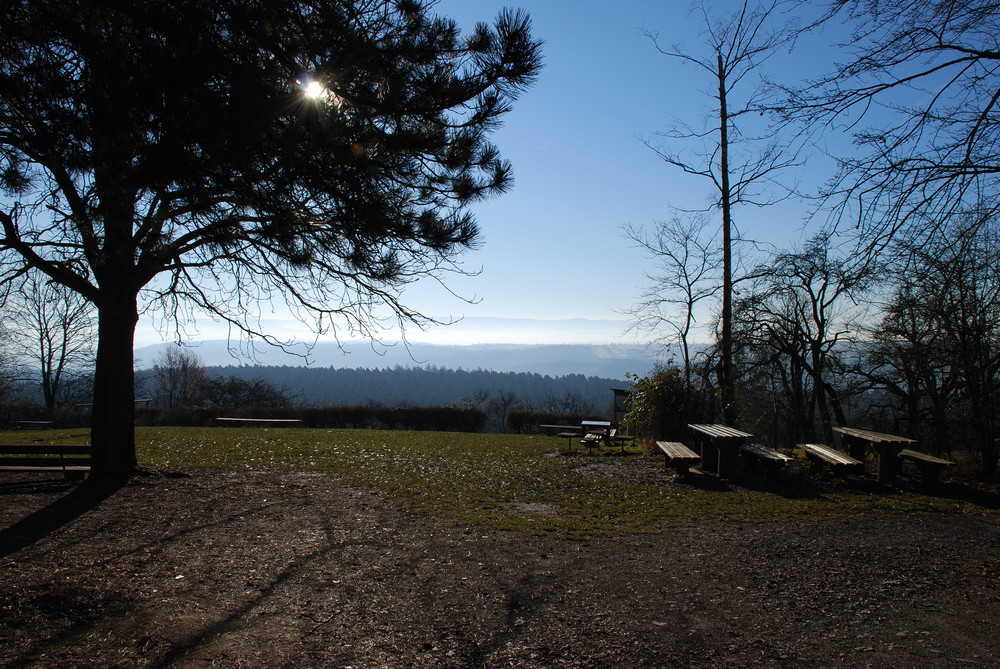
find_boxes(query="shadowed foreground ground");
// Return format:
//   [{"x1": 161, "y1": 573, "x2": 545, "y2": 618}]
[{"x1": 1, "y1": 468, "x2": 998, "y2": 668}]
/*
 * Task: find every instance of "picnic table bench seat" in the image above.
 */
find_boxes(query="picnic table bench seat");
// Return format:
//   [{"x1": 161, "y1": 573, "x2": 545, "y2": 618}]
[
  {"x1": 556, "y1": 431, "x2": 581, "y2": 453},
  {"x1": 898, "y1": 449, "x2": 955, "y2": 486},
  {"x1": 215, "y1": 417, "x2": 303, "y2": 426},
  {"x1": 540, "y1": 424, "x2": 581, "y2": 436},
  {"x1": 15, "y1": 420, "x2": 54, "y2": 430},
  {"x1": 656, "y1": 441, "x2": 701, "y2": 477},
  {"x1": 801, "y1": 443, "x2": 865, "y2": 477},
  {"x1": 0, "y1": 444, "x2": 91, "y2": 480},
  {"x1": 580, "y1": 432, "x2": 604, "y2": 454},
  {"x1": 740, "y1": 442, "x2": 793, "y2": 479}
]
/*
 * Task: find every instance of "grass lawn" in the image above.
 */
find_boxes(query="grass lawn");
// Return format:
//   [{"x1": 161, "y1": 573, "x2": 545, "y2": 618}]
[{"x1": 4, "y1": 426, "x2": 997, "y2": 538}]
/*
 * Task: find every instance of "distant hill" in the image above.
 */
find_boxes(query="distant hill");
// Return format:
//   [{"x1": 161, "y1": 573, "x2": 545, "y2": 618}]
[{"x1": 134, "y1": 340, "x2": 668, "y2": 380}]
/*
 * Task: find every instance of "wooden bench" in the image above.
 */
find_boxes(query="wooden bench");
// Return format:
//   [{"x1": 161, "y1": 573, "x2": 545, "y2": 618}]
[
  {"x1": 580, "y1": 432, "x2": 604, "y2": 454},
  {"x1": 801, "y1": 443, "x2": 865, "y2": 477},
  {"x1": 898, "y1": 449, "x2": 956, "y2": 486},
  {"x1": 0, "y1": 444, "x2": 91, "y2": 480},
  {"x1": 16, "y1": 420, "x2": 54, "y2": 430},
  {"x1": 656, "y1": 441, "x2": 702, "y2": 478},
  {"x1": 740, "y1": 442, "x2": 793, "y2": 479},
  {"x1": 607, "y1": 428, "x2": 636, "y2": 453},
  {"x1": 556, "y1": 431, "x2": 581, "y2": 453}
]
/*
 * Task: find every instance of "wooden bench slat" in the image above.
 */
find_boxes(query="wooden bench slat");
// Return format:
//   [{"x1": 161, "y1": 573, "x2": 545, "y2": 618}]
[
  {"x1": 0, "y1": 444, "x2": 92, "y2": 478},
  {"x1": 656, "y1": 441, "x2": 701, "y2": 477},
  {"x1": 688, "y1": 424, "x2": 753, "y2": 439},
  {"x1": 898, "y1": 449, "x2": 956, "y2": 487},
  {"x1": 657, "y1": 441, "x2": 701, "y2": 461},
  {"x1": 740, "y1": 443, "x2": 792, "y2": 479},
  {"x1": 215, "y1": 417, "x2": 303, "y2": 425},
  {"x1": 833, "y1": 427, "x2": 916, "y2": 444},
  {"x1": 580, "y1": 433, "x2": 604, "y2": 453},
  {"x1": 740, "y1": 443, "x2": 793, "y2": 463},
  {"x1": 801, "y1": 443, "x2": 865, "y2": 477},
  {"x1": 898, "y1": 449, "x2": 955, "y2": 466},
  {"x1": 0, "y1": 444, "x2": 91, "y2": 455},
  {"x1": 0, "y1": 456, "x2": 91, "y2": 467}
]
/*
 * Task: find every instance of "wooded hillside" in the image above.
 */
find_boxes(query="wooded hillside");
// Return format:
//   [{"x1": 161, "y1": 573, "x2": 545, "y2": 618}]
[{"x1": 170, "y1": 365, "x2": 622, "y2": 414}]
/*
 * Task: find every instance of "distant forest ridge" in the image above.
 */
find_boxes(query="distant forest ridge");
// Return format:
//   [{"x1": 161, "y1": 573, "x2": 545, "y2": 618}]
[
  {"x1": 189, "y1": 364, "x2": 626, "y2": 414},
  {"x1": 133, "y1": 341, "x2": 668, "y2": 378}
]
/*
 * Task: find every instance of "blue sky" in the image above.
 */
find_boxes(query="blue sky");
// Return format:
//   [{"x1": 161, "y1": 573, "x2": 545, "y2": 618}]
[
  {"x1": 398, "y1": 0, "x2": 830, "y2": 343},
  {"x1": 136, "y1": 0, "x2": 836, "y2": 349}
]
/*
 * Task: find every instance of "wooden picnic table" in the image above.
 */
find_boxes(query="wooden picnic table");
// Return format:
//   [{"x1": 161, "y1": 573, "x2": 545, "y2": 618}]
[
  {"x1": 579, "y1": 420, "x2": 612, "y2": 453},
  {"x1": 687, "y1": 424, "x2": 753, "y2": 479},
  {"x1": 832, "y1": 426, "x2": 916, "y2": 484},
  {"x1": 539, "y1": 424, "x2": 581, "y2": 436},
  {"x1": 15, "y1": 420, "x2": 54, "y2": 430},
  {"x1": 215, "y1": 417, "x2": 303, "y2": 427}
]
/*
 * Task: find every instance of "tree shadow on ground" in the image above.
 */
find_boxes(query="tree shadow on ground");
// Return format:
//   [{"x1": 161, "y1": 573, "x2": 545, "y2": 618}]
[
  {"x1": 892, "y1": 476, "x2": 1000, "y2": 509},
  {"x1": 0, "y1": 474, "x2": 128, "y2": 559},
  {"x1": 678, "y1": 469, "x2": 733, "y2": 492},
  {"x1": 726, "y1": 461, "x2": 890, "y2": 500}
]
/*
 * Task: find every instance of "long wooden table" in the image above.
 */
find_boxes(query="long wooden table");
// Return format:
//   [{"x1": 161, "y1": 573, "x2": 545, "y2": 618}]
[
  {"x1": 687, "y1": 424, "x2": 753, "y2": 479},
  {"x1": 832, "y1": 426, "x2": 916, "y2": 484}
]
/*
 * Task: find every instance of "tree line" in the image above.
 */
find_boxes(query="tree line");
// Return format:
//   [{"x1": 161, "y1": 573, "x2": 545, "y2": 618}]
[{"x1": 0, "y1": 341, "x2": 615, "y2": 434}]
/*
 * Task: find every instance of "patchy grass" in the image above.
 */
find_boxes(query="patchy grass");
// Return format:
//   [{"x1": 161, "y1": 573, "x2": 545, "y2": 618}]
[{"x1": 3, "y1": 427, "x2": 996, "y2": 538}]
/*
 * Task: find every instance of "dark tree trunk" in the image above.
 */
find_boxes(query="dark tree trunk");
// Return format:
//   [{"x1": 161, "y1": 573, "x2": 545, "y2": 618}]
[
  {"x1": 89, "y1": 295, "x2": 139, "y2": 476},
  {"x1": 718, "y1": 53, "x2": 736, "y2": 426}
]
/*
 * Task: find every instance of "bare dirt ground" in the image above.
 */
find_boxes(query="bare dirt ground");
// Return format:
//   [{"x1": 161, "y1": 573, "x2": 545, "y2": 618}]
[{"x1": 1, "y1": 466, "x2": 999, "y2": 668}]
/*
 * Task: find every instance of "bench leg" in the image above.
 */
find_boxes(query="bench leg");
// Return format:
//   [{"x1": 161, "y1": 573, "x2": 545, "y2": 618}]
[
  {"x1": 876, "y1": 444, "x2": 901, "y2": 485},
  {"x1": 700, "y1": 442, "x2": 718, "y2": 474},
  {"x1": 916, "y1": 462, "x2": 945, "y2": 488},
  {"x1": 842, "y1": 436, "x2": 867, "y2": 463},
  {"x1": 807, "y1": 455, "x2": 825, "y2": 472},
  {"x1": 761, "y1": 460, "x2": 782, "y2": 481}
]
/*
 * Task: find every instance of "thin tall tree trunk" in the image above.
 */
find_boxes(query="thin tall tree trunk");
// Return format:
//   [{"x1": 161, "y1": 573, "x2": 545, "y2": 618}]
[{"x1": 718, "y1": 53, "x2": 735, "y2": 425}]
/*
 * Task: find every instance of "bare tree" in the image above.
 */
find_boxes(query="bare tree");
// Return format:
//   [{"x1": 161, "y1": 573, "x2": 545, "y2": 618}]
[
  {"x1": 623, "y1": 214, "x2": 719, "y2": 388},
  {"x1": 1, "y1": 271, "x2": 95, "y2": 409},
  {"x1": 876, "y1": 216, "x2": 1000, "y2": 474},
  {"x1": 864, "y1": 282, "x2": 962, "y2": 456},
  {"x1": 785, "y1": 0, "x2": 1000, "y2": 249},
  {"x1": 151, "y1": 347, "x2": 208, "y2": 413},
  {"x1": 735, "y1": 234, "x2": 869, "y2": 442},
  {"x1": 644, "y1": 0, "x2": 800, "y2": 423},
  {"x1": 479, "y1": 389, "x2": 522, "y2": 433}
]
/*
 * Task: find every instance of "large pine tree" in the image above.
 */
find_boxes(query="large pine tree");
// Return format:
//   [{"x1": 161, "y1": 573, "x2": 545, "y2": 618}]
[{"x1": 0, "y1": 0, "x2": 541, "y2": 475}]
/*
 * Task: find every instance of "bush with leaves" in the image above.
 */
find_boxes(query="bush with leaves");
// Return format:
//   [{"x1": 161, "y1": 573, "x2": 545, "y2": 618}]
[{"x1": 624, "y1": 363, "x2": 712, "y2": 443}]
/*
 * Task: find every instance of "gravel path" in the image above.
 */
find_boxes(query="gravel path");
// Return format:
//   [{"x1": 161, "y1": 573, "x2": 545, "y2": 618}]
[{"x1": 1, "y1": 469, "x2": 998, "y2": 668}]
